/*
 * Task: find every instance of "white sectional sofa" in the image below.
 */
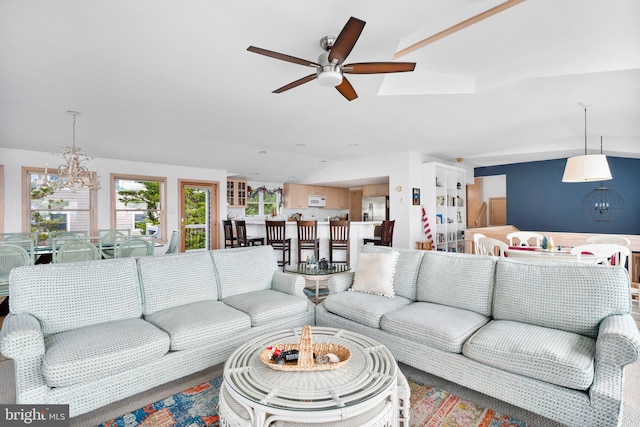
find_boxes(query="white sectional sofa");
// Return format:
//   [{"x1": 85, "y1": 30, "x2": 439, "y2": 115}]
[
  {"x1": 0, "y1": 245, "x2": 314, "y2": 417},
  {"x1": 315, "y1": 245, "x2": 640, "y2": 427}
]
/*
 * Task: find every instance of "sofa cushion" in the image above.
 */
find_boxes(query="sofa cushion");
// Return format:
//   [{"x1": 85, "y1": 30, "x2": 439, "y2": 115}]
[
  {"x1": 211, "y1": 246, "x2": 278, "y2": 299},
  {"x1": 381, "y1": 302, "x2": 490, "y2": 353},
  {"x1": 323, "y1": 291, "x2": 412, "y2": 328},
  {"x1": 144, "y1": 300, "x2": 251, "y2": 351},
  {"x1": 9, "y1": 258, "x2": 142, "y2": 335},
  {"x1": 42, "y1": 318, "x2": 169, "y2": 387},
  {"x1": 138, "y1": 251, "x2": 219, "y2": 315},
  {"x1": 222, "y1": 289, "x2": 309, "y2": 327},
  {"x1": 361, "y1": 245, "x2": 423, "y2": 300},
  {"x1": 416, "y1": 251, "x2": 496, "y2": 317},
  {"x1": 493, "y1": 258, "x2": 631, "y2": 338},
  {"x1": 351, "y1": 251, "x2": 399, "y2": 298},
  {"x1": 463, "y1": 320, "x2": 596, "y2": 390}
]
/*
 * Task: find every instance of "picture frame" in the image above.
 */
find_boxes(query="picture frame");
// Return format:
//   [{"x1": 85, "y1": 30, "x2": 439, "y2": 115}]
[{"x1": 412, "y1": 188, "x2": 420, "y2": 205}]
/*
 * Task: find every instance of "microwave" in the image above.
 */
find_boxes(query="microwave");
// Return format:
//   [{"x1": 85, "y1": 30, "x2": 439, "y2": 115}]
[{"x1": 308, "y1": 195, "x2": 326, "y2": 207}]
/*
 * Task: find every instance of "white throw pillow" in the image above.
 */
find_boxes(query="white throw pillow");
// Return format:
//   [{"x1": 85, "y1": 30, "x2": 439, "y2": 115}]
[{"x1": 350, "y1": 251, "x2": 399, "y2": 298}]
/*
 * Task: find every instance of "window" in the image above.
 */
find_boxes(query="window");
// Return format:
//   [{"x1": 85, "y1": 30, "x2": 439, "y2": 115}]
[
  {"x1": 246, "y1": 186, "x2": 282, "y2": 217},
  {"x1": 111, "y1": 174, "x2": 167, "y2": 242},
  {"x1": 23, "y1": 167, "x2": 97, "y2": 243}
]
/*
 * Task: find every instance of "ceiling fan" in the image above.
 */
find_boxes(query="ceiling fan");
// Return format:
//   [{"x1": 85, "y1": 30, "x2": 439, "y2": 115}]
[{"x1": 247, "y1": 16, "x2": 416, "y2": 101}]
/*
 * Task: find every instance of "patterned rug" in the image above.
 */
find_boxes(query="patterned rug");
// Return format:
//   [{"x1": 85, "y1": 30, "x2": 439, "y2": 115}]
[{"x1": 97, "y1": 376, "x2": 527, "y2": 427}]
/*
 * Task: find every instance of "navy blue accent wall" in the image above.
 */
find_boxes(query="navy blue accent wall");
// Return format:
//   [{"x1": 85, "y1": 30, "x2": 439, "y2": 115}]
[{"x1": 475, "y1": 157, "x2": 640, "y2": 234}]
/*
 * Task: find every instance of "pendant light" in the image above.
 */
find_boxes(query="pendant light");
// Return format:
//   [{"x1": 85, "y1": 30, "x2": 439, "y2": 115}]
[
  {"x1": 562, "y1": 103, "x2": 612, "y2": 182},
  {"x1": 580, "y1": 137, "x2": 624, "y2": 222}
]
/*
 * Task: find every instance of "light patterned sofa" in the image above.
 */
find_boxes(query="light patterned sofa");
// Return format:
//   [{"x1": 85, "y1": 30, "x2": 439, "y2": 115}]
[
  {"x1": 0, "y1": 245, "x2": 314, "y2": 417},
  {"x1": 316, "y1": 245, "x2": 640, "y2": 426}
]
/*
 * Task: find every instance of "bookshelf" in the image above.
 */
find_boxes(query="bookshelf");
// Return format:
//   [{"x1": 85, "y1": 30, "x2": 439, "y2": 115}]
[{"x1": 422, "y1": 162, "x2": 466, "y2": 252}]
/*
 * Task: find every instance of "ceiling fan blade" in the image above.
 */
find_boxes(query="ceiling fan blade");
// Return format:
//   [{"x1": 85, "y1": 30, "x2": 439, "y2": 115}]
[
  {"x1": 273, "y1": 74, "x2": 317, "y2": 93},
  {"x1": 247, "y1": 46, "x2": 320, "y2": 68},
  {"x1": 335, "y1": 77, "x2": 358, "y2": 101},
  {"x1": 328, "y1": 17, "x2": 366, "y2": 65},
  {"x1": 343, "y1": 62, "x2": 416, "y2": 74}
]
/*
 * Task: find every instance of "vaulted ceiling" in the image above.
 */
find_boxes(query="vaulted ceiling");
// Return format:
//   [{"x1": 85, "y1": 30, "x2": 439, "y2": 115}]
[{"x1": 1, "y1": 0, "x2": 639, "y2": 184}]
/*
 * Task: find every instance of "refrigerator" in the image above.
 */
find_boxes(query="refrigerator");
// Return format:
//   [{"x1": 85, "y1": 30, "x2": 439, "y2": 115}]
[{"x1": 362, "y1": 196, "x2": 389, "y2": 222}]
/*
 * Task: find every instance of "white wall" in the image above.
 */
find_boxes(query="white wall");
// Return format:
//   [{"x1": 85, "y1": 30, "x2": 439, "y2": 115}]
[{"x1": 1, "y1": 147, "x2": 228, "y2": 251}]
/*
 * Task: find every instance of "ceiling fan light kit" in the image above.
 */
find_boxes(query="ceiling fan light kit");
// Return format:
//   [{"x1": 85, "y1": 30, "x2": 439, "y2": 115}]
[{"x1": 247, "y1": 16, "x2": 416, "y2": 101}]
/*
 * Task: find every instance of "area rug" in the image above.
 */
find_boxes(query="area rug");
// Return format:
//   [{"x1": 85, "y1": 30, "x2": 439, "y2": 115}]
[{"x1": 97, "y1": 376, "x2": 527, "y2": 427}]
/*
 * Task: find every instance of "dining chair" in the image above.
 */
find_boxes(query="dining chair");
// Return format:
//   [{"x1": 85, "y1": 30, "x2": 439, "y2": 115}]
[
  {"x1": 52, "y1": 237, "x2": 101, "y2": 263},
  {"x1": 329, "y1": 220, "x2": 350, "y2": 266},
  {"x1": 586, "y1": 235, "x2": 631, "y2": 247},
  {"x1": 116, "y1": 236, "x2": 155, "y2": 258},
  {"x1": 235, "y1": 220, "x2": 264, "y2": 247},
  {"x1": 223, "y1": 220, "x2": 237, "y2": 248},
  {"x1": 473, "y1": 233, "x2": 486, "y2": 254},
  {"x1": 265, "y1": 220, "x2": 291, "y2": 268},
  {"x1": 297, "y1": 220, "x2": 319, "y2": 263},
  {"x1": 165, "y1": 230, "x2": 181, "y2": 254},
  {"x1": 0, "y1": 242, "x2": 33, "y2": 298},
  {"x1": 570, "y1": 243, "x2": 630, "y2": 266},
  {"x1": 363, "y1": 220, "x2": 395, "y2": 247},
  {"x1": 477, "y1": 237, "x2": 508, "y2": 257},
  {"x1": 98, "y1": 229, "x2": 131, "y2": 259},
  {"x1": 506, "y1": 231, "x2": 543, "y2": 247}
]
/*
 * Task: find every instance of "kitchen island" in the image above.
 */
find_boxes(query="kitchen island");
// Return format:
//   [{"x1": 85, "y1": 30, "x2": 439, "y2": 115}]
[{"x1": 243, "y1": 220, "x2": 379, "y2": 267}]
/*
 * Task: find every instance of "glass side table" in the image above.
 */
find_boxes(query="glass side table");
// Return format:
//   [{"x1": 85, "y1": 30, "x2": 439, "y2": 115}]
[{"x1": 284, "y1": 263, "x2": 351, "y2": 303}]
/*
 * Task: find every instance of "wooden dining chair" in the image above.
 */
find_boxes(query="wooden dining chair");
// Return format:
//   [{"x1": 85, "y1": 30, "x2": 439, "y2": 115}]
[
  {"x1": 53, "y1": 237, "x2": 101, "y2": 263},
  {"x1": 235, "y1": 220, "x2": 264, "y2": 247},
  {"x1": 586, "y1": 235, "x2": 631, "y2": 247},
  {"x1": 223, "y1": 220, "x2": 237, "y2": 248},
  {"x1": 570, "y1": 243, "x2": 630, "y2": 266},
  {"x1": 506, "y1": 231, "x2": 543, "y2": 247},
  {"x1": 476, "y1": 237, "x2": 508, "y2": 257},
  {"x1": 116, "y1": 236, "x2": 155, "y2": 258},
  {"x1": 0, "y1": 242, "x2": 33, "y2": 311},
  {"x1": 329, "y1": 220, "x2": 350, "y2": 266},
  {"x1": 265, "y1": 220, "x2": 291, "y2": 268},
  {"x1": 297, "y1": 220, "x2": 319, "y2": 263},
  {"x1": 364, "y1": 220, "x2": 395, "y2": 247},
  {"x1": 165, "y1": 230, "x2": 181, "y2": 254},
  {"x1": 473, "y1": 233, "x2": 486, "y2": 254}
]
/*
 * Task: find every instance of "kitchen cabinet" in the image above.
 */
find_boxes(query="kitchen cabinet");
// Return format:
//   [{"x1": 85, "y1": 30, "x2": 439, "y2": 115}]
[
  {"x1": 284, "y1": 183, "x2": 349, "y2": 209},
  {"x1": 227, "y1": 179, "x2": 247, "y2": 208},
  {"x1": 283, "y1": 183, "x2": 309, "y2": 209},
  {"x1": 325, "y1": 187, "x2": 350, "y2": 209},
  {"x1": 422, "y1": 162, "x2": 466, "y2": 253},
  {"x1": 362, "y1": 184, "x2": 389, "y2": 197}
]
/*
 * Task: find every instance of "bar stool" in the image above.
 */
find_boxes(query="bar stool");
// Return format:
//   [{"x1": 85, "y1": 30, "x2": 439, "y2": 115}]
[
  {"x1": 297, "y1": 220, "x2": 320, "y2": 263},
  {"x1": 329, "y1": 220, "x2": 350, "y2": 266},
  {"x1": 223, "y1": 220, "x2": 237, "y2": 248},
  {"x1": 265, "y1": 220, "x2": 291, "y2": 268},
  {"x1": 235, "y1": 220, "x2": 264, "y2": 246},
  {"x1": 363, "y1": 220, "x2": 395, "y2": 247}
]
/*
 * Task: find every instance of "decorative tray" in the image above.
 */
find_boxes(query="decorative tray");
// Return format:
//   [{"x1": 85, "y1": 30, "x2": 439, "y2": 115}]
[{"x1": 259, "y1": 326, "x2": 351, "y2": 371}]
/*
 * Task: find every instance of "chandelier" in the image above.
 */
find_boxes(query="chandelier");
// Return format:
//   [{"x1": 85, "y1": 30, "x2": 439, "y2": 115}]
[
  {"x1": 579, "y1": 137, "x2": 624, "y2": 222},
  {"x1": 55, "y1": 111, "x2": 99, "y2": 192}
]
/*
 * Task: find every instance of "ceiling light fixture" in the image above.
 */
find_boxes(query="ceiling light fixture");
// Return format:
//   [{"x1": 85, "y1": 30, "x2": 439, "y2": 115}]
[
  {"x1": 580, "y1": 137, "x2": 624, "y2": 222},
  {"x1": 55, "y1": 111, "x2": 100, "y2": 192},
  {"x1": 562, "y1": 103, "x2": 612, "y2": 183}
]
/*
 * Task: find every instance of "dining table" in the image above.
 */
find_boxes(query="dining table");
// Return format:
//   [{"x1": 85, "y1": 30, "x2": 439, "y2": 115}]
[{"x1": 505, "y1": 246, "x2": 595, "y2": 263}]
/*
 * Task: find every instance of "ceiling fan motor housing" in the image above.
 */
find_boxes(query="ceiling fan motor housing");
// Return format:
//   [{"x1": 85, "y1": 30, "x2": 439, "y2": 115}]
[{"x1": 316, "y1": 51, "x2": 343, "y2": 87}]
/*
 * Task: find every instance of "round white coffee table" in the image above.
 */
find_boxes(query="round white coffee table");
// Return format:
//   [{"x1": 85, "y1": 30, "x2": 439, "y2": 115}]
[{"x1": 219, "y1": 326, "x2": 409, "y2": 426}]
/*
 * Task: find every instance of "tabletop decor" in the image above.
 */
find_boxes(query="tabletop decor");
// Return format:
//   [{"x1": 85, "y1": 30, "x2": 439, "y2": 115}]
[{"x1": 259, "y1": 325, "x2": 351, "y2": 371}]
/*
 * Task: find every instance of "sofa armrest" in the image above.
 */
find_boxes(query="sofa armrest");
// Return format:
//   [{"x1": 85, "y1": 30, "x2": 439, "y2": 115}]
[
  {"x1": 272, "y1": 271, "x2": 306, "y2": 297},
  {"x1": 327, "y1": 272, "x2": 355, "y2": 293},
  {"x1": 595, "y1": 314, "x2": 640, "y2": 366},
  {"x1": 0, "y1": 313, "x2": 46, "y2": 359}
]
